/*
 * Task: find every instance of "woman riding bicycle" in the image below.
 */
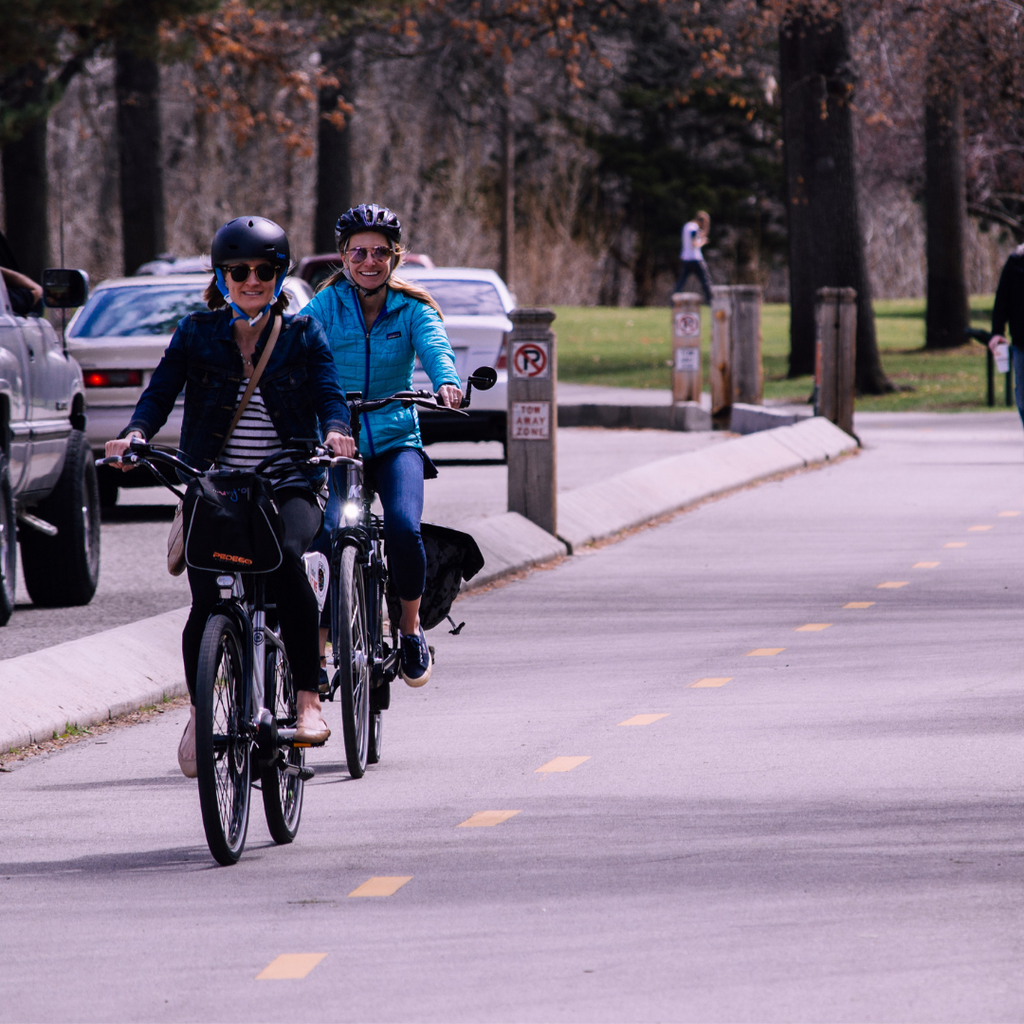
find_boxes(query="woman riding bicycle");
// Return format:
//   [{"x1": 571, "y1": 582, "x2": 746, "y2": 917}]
[
  {"x1": 104, "y1": 216, "x2": 355, "y2": 774},
  {"x1": 301, "y1": 203, "x2": 462, "y2": 688}
]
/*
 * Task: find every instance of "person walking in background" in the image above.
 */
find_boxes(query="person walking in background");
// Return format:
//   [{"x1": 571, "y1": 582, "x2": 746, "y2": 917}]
[
  {"x1": 674, "y1": 210, "x2": 713, "y2": 303},
  {"x1": 989, "y1": 242, "x2": 1024, "y2": 431}
]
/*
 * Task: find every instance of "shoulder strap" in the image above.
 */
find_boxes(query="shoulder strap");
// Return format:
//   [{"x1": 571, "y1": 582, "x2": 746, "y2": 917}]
[{"x1": 214, "y1": 314, "x2": 283, "y2": 462}]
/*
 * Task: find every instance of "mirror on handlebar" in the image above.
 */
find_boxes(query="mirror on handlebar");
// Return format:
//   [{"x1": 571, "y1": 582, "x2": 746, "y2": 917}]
[{"x1": 467, "y1": 366, "x2": 498, "y2": 391}]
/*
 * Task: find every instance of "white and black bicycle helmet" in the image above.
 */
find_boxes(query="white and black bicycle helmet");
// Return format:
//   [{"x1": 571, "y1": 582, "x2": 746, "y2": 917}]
[{"x1": 334, "y1": 204, "x2": 402, "y2": 297}]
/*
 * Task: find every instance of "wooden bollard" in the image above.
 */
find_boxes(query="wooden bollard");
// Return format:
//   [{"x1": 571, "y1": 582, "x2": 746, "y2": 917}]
[
  {"x1": 710, "y1": 285, "x2": 763, "y2": 414},
  {"x1": 671, "y1": 292, "x2": 702, "y2": 403},
  {"x1": 710, "y1": 286, "x2": 733, "y2": 416},
  {"x1": 731, "y1": 284, "x2": 763, "y2": 406},
  {"x1": 506, "y1": 307, "x2": 557, "y2": 535},
  {"x1": 814, "y1": 287, "x2": 856, "y2": 435}
]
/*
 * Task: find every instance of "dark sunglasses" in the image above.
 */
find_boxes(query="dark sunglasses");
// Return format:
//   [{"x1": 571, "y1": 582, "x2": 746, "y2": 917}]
[
  {"x1": 346, "y1": 245, "x2": 394, "y2": 264},
  {"x1": 223, "y1": 263, "x2": 278, "y2": 283}
]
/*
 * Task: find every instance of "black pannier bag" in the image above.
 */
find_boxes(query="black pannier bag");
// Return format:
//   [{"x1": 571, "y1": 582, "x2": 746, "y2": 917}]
[
  {"x1": 183, "y1": 471, "x2": 285, "y2": 573},
  {"x1": 386, "y1": 522, "x2": 485, "y2": 631}
]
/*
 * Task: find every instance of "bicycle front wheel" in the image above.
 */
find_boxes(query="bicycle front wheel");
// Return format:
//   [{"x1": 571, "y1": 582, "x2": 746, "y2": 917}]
[
  {"x1": 333, "y1": 544, "x2": 371, "y2": 778},
  {"x1": 261, "y1": 643, "x2": 304, "y2": 844},
  {"x1": 196, "y1": 614, "x2": 251, "y2": 865}
]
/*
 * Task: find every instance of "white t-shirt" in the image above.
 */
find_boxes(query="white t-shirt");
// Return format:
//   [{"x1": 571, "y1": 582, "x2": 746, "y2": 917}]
[{"x1": 681, "y1": 221, "x2": 703, "y2": 261}]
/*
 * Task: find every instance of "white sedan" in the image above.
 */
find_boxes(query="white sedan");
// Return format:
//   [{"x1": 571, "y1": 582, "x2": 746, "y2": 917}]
[
  {"x1": 395, "y1": 266, "x2": 512, "y2": 450},
  {"x1": 65, "y1": 272, "x2": 313, "y2": 505}
]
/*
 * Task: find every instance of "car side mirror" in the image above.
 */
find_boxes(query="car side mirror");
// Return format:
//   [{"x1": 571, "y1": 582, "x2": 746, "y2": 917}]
[
  {"x1": 42, "y1": 268, "x2": 89, "y2": 309},
  {"x1": 467, "y1": 366, "x2": 497, "y2": 391}
]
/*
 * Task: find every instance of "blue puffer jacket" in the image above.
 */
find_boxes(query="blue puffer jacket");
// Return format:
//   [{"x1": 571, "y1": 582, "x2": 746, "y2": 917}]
[{"x1": 301, "y1": 279, "x2": 460, "y2": 458}]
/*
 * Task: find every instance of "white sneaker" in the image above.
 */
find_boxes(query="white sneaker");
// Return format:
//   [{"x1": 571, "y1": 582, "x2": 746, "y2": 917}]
[{"x1": 177, "y1": 706, "x2": 197, "y2": 778}]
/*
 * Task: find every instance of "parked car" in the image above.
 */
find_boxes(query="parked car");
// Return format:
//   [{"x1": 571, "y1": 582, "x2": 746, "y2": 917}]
[
  {"x1": 395, "y1": 267, "x2": 512, "y2": 450},
  {"x1": 66, "y1": 272, "x2": 313, "y2": 506},
  {"x1": 294, "y1": 252, "x2": 435, "y2": 292},
  {"x1": 0, "y1": 267, "x2": 99, "y2": 624}
]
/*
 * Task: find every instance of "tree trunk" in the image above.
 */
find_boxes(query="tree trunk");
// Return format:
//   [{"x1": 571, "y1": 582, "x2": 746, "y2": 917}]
[
  {"x1": 2, "y1": 119, "x2": 49, "y2": 281},
  {"x1": 924, "y1": 65, "x2": 969, "y2": 349},
  {"x1": 779, "y1": 4, "x2": 891, "y2": 393},
  {"x1": 498, "y1": 90, "x2": 514, "y2": 289},
  {"x1": 315, "y1": 36, "x2": 354, "y2": 255},
  {"x1": 1, "y1": 67, "x2": 49, "y2": 280},
  {"x1": 116, "y1": 44, "x2": 165, "y2": 275}
]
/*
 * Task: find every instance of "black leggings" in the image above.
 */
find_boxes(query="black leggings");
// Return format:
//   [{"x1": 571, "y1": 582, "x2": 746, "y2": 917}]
[{"x1": 181, "y1": 491, "x2": 323, "y2": 701}]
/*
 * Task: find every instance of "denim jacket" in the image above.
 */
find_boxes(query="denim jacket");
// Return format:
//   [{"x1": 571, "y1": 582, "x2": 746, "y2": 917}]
[
  {"x1": 301, "y1": 280, "x2": 460, "y2": 458},
  {"x1": 123, "y1": 309, "x2": 350, "y2": 487}
]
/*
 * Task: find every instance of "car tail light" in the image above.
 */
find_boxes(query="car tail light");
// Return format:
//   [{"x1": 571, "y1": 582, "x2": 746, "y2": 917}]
[
  {"x1": 84, "y1": 370, "x2": 143, "y2": 388},
  {"x1": 495, "y1": 347, "x2": 507, "y2": 370}
]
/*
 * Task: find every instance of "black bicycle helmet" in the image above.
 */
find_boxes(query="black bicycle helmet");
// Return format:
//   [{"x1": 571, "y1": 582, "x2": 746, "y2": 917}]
[
  {"x1": 334, "y1": 204, "x2": 402, "y2": 250},
  {"x1": 211, "y1": 216, "x2": 290, "y2": 268}
]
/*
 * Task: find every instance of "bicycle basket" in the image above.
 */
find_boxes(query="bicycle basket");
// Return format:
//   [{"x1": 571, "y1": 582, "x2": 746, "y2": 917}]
[
  {"x1": 386, "y1": 522, "x2": 485, "y2": 631},
  {"x1": 183, "y1": 471, "x2": 284, "y2": 574}
]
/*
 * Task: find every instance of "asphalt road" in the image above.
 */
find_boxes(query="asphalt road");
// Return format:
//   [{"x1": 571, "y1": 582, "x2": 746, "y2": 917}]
[
  {"x1": 0, "y1": 428, "x2": 726, "y2": 660},
  {"x1": 1, "y1": 411, "x2": 1022, "y2": 1022}
]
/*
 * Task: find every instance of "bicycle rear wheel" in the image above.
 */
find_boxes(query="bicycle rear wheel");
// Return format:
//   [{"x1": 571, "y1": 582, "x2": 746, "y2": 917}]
[
  {"x1": 260, "y1": 643, "x2": 304, "y2": 843},
  {"x1": 196, "y1": 614, "x2": 251, "y2": 865},
  {"x1": 333, "y1": 544, "x2": 370, "y2": 778}
]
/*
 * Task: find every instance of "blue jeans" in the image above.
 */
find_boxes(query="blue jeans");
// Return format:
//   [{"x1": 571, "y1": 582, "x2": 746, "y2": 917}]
[
  {"x1": 675, "y1": 259, "x2": 713, "y2": 303},
  {"x1": 1013, "y1": 346, "x2": 1024, "y2": 431},
  {"x1": 315, "y1": 446, "x2": 426, "y2": 602}
]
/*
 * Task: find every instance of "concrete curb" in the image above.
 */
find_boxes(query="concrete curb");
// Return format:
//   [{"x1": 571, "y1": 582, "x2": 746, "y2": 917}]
[
  {"x1": 0, "y1": 607, "x2": 188, "y2": 754},
  {"x1": 0, "y1": 417, "x2": 854, "y2": 755},
  {"x1": 559, "y1": 402, "x2": 711, "y2": 432},
  {"x1": 462, "y1": 512, "x2": 569, "y2": 590},
  {"x1": 556, "y1": 416, "x2": 856, "y2": 551}
]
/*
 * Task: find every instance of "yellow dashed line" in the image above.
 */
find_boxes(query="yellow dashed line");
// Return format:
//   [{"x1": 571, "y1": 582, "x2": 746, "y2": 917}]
[
  {"x1": 877, "y1": 581, "x2": 908, "y2": 589},
  {"x1": 913, "y1": 561, "x2": 939, "y2": 568},
  {"x1": 795, "y1": 623, "x2": 831, "y2": 632},
  {"x1": 968, "y1": 525, "x2": 993, "y2": 532},
  {"x1": 692, "y1": 677, "x2": 732, "y2": 688},
  {"x1": 348, "y1": 877, "x2": 413, "y2": 897},
  {"x1": 747, "y1": 648, "x2": 785, "y2": 656},
  {"x1": 536, "y1": 756, "x2": 590, "y2": 773},
  {"x1": 618, "y1": 713, "x2": 669, "y2": 726},
  {"x1": 256, "y1": 954, "x2": 327, "y2": 980},
  {"x1": 944, "y1": 542, "x2": 967, "y2": 548},
  {"x1": 998, "y1": 511, "x2": 1020, "y2": 517},
  {"x1": 457, "y1": 810, "x2": 521, "y2": 828},
  {"x1": 844, "y1": 601, "x2": 875, "y2": 609}
]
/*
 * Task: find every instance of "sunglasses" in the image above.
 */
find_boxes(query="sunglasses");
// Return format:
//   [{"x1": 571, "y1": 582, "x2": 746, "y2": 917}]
[
  {"x1": 346, "y1": 245, "x2": 395, "y2": 264},
  {"x1": 223, "y1": 263, "x2": 278, "y2": 283}
]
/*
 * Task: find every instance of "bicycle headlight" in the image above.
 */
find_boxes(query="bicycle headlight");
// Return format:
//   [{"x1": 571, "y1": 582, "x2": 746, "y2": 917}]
[{"x1": 342, "y1": 502, "x2": 360, "y2": 526}]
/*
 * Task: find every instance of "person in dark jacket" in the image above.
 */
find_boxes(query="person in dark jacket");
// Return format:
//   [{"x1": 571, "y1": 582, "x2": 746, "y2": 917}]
[
  {"x1": 990, "y1": 243, "x2": 1024, "y2": 429},
  {"x1": 105, "y1": 217, "x2": 355, "y2": 775}
]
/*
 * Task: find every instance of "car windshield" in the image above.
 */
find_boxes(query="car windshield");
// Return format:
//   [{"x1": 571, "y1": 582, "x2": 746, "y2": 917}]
[
  {"x1": 411, "y1": 280, "x2": 505, "y2": 316},
  {"x1": 69, "y1": 285, "x2": 208, "y2": 338}
]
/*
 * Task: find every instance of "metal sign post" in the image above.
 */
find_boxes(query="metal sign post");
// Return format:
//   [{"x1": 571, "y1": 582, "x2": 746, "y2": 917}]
[
  {"x1": 671, "y1": 292, "x2": 702, "y2": 403},
  {"x1": 507, "y1": 307, "x2": 557, "y2": 535}
]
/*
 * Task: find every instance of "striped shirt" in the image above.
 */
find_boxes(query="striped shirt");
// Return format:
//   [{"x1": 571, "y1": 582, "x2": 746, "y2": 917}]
[{"x1": 219, "y1": 381, "x2": 305, "y2": 490}]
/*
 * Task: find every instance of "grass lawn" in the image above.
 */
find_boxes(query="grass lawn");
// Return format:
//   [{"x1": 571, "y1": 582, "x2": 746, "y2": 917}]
[{"x1": 552, "y1": 297, "x2": 1006, "y2": 413}]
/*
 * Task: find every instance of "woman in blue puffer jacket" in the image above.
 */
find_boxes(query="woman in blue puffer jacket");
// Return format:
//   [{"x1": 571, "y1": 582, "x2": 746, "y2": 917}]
[{"x1": 301, "y1": 204, "x2": 462, "y2": 687}]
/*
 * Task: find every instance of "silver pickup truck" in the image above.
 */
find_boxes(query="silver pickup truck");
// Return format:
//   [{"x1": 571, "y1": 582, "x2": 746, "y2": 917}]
[{"x1": 0, "y1": 270, "x2": 99, "y2": 626}]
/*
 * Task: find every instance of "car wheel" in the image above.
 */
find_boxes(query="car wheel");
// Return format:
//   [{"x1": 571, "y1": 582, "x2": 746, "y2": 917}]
[
  {"x1": 0, "y1": 454, "x2": 16, "y2": 625},
  {"x1": 20, "y1": 430, "x2": 101, "y2": 607}
]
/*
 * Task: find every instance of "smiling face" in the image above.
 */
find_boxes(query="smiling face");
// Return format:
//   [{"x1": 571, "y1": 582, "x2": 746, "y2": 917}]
[
  {"x1": 340, "y1": 230, "x2": 394, "y2": 291},
  {"x1": 224, "y1": 260, "x2": 276, "y2": 319}
]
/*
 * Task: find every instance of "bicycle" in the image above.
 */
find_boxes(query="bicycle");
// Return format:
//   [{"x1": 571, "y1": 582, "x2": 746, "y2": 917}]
[
  {"x1": 98, "y1": 440, "x2": 339, "y2": 865},
  {"x1": 322, "y1": 367, "x2": 497, "y2": 779}
]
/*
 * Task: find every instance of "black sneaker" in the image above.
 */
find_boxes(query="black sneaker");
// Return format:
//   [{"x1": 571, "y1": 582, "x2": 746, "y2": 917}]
[{"x1": 400, "y1": 627, "x2": 433, "y2": 687}]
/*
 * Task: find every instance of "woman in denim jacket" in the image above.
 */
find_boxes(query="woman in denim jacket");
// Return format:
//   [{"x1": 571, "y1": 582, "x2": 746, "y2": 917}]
[
  {"x1": 105, "y1": 217, "x2": 355, "y2": 774},
  {"x1": 302, "y1": 204, "x2": 462, "y2": 688}
]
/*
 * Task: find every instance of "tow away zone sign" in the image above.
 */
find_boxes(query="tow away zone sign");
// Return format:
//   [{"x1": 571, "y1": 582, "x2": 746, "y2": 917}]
[{"x1": 511, "y1": 401, "x2": 550, "y2": 440}]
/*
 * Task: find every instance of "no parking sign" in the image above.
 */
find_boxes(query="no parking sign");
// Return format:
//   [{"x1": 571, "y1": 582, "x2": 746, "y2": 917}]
[{"x1": 510, "y1": 341, "x2": 550, "y2": 379}]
